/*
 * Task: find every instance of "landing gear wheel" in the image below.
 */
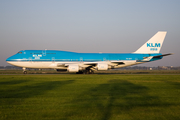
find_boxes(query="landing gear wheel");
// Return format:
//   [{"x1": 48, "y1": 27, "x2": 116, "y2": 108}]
[
  {"x1": 89, "y1": 70, "x2": 94, "y2": 74},
  {"x1": 85, "y1": 70, "x2": 89, "y2": 74},
  {"x1": 90, "y1": 70, "x2": 94, "y2": 74},
  {"x1": 22, "y1": 68, "x2": 27, "y2": 74},
  {"x1": 83, "y1": 70, "x2": 94, "y2": 74},
  {"x1": 76, "y1": 71, "x2": 84, "y2": 74}
]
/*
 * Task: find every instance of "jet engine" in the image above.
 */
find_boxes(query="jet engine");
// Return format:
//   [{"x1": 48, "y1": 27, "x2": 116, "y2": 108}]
[
  {"x1": 97, "y1": 63, "x2": 108, "y2": 70},
  {"x1": 67, "y1": 64, "x2": 79, "y2": 72}
]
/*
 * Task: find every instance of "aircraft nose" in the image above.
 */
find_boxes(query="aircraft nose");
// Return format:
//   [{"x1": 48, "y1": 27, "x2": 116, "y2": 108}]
[
  {"x1": 6, "y1": 55, "x2": 16, "y2": 62},
  {"x1": 6, "y1": 56, "x2": 13, "y2": 65},
  {"x1": 6, "y1": 56, "x2": 12, "y2": 61}
]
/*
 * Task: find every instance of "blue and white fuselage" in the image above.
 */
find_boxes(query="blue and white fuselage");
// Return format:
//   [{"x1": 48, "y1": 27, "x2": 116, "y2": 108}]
[
  {"x1": 6, "y1": 50, "x2": 162, "y2": 68},
  {"x1": 6, "y1": 31, "x2": 172, "y2": 74}
]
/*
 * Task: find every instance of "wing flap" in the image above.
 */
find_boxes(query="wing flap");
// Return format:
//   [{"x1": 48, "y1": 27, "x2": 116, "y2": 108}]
[{"x1": 57, "y1": 64, "x2": 67, "y2": 67}]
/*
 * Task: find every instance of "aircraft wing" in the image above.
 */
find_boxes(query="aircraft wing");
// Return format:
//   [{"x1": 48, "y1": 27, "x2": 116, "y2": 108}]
[
  {"x1": 110, "y1": 61, "x2": 125, "y2": 65},
  {"x1": 83, "y1": 61, "x2": 125, "y2": 66},
  {"x1": 57, "y1": 62, "x2": 97, "y2": 69},
  {"x1": 55, "y1": 52, "x2": 172, "y2": 71},
  {"x1": 57, "y1": 64, "x2": 67, "y2": 67}
]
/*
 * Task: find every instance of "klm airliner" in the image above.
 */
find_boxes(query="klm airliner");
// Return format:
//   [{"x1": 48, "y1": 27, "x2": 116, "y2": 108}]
[{"x1": 6, "y1": 31, "x2": 172, "y2": 74}]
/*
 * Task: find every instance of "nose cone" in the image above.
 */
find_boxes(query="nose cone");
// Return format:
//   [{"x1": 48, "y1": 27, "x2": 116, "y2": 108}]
[
  {"x1": 6, "y1": 54, "x2": 19, "y2": 63},
  {"x1": 6, "y1": 56, "x2": 13, "y2": 62},
  {"x1": 6, "y1": 51, "x2": 25, "y2": 67},
  {"x1": 6, "y1": 55, "x2": 15, "y2": 65},
  {"x1": 6, "y1": 54, "x2": 17, "y2": 61},
  {"x1": 6, "y1": 54, "x2": 21, "y2": 66}
]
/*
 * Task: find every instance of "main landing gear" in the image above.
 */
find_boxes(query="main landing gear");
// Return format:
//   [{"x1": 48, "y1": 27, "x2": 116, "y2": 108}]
[
  {"x1": 23, "y1": 67, "x2": 27, "y2": 74},
  {"x1": 84, "y1": 69, "x2": 94, "y2": 74},
  {"x1": 76, "y1": 69, "x2": 94, "y2": 74}
]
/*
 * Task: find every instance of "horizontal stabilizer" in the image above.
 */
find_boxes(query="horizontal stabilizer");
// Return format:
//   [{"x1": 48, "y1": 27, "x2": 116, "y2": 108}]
[
  {"x1": 153, "y1": 53, "x2": 173, "y2": 58},
  {"x1": 137, "y1": 53, "x2": 173, "y2": 62}
]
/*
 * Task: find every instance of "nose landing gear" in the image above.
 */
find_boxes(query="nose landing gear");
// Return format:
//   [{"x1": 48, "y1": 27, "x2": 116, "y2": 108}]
[{"x1": 23, "y1": 68, "x2": 27, "y2": 74}]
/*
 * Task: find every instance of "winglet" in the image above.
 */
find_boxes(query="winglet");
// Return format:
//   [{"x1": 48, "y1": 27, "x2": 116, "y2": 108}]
[{"x1": 134, "y1": 31, "x2": 167, "y2": 53}]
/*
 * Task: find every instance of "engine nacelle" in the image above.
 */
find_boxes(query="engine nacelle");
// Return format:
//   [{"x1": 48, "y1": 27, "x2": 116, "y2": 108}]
[
  {"x1": 67, "y1": 64, "x2": 79, "y2": 72},
  {"x1": 97, "y1": 63, "x2": 108, "y2": 70}
]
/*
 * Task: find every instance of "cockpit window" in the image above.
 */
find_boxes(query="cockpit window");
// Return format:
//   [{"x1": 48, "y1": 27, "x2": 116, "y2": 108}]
[{"x1": 18, "y1": 52, "x2": 22, "y2": 54}]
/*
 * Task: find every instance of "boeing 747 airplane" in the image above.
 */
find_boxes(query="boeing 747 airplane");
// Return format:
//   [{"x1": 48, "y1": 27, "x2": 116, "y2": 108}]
[{"x1": 6, "y1": 31, "x2": 172, "y2": 74}]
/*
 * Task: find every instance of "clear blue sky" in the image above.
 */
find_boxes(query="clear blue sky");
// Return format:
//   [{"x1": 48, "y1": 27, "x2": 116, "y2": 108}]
[{"x1": 0, "y1": 0, "x2": 180, "y2": 67}]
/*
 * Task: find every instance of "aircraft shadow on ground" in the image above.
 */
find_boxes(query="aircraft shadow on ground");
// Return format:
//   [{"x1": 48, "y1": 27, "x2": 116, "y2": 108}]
[
  {"x1": 62, "y1": 79, "x2": 171, "y2": 120},
  {"x1": 0, "y1": 79, "x2": 30, "y2": 85},
  {"x1": 95, "y1": 72, "x2": 150, "y2": 75},
  {"x1": 0, "y1": 80, "x2": 75, "y2": 105}
]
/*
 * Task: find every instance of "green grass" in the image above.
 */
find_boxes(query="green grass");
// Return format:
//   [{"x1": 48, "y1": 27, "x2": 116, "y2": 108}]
[
  {"x1": 0, "y1": 74, "x2": 180, "y2": 120},
  {"x1": 1, "y1": 69, "x2": 180, "y2": 74}
]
